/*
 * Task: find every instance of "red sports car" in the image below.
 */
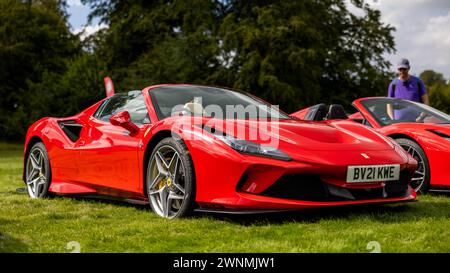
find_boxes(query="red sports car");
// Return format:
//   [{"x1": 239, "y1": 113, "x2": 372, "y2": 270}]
[
  {"x1": 292, "y1": 97, "x2": 450, "y2": 193},
  {"x1": 24, "y1": 85, "x2": 417, "y2": 218}
]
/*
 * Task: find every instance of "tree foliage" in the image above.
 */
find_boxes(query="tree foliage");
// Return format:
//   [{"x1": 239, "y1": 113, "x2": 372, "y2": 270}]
[
  {"x1": 82, "y1": 0, "x2": 396, "y2": 112},
  {"x1": 0, "y1": 0, "x2": 78, "y2": 138},
  {"x1": 0, "y1": 0, "x2": 103, "y2": 139},
  {"x1": 420, "y1": 70, "x2": 450, "y2": 114},
  {"x1": 2, "y1": 0, "x2": 448, "y2": 140},
  {"x1": 216, "y1": 0, "x2": 395, "y2": 111}
]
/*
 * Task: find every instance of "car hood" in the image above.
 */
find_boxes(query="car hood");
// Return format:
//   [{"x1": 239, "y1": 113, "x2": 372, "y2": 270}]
[{"x1": 197, "y1": 118, "x2": 395, "y2": 152}]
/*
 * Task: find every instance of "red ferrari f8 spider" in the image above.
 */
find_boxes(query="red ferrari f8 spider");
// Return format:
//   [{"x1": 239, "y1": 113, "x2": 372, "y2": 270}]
[
  {"x1": 292, "y1": 97, "x2": 450, "y2": 193},
  {"x1": 24, "y1": 85, "x2": 417, "y2": 218}
]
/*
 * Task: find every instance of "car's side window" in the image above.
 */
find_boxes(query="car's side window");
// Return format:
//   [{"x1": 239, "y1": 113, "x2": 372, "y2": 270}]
[
  {"x1": 95, "y1": 92, "x2": 150, "y2": 125},
  {"x1": 93, "y1": 99, "x2": 110, "y2": 119}
]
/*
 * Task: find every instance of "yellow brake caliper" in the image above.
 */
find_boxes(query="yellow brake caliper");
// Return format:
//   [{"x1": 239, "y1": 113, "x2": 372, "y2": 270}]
[{"x1": 158, "y1": 178, "x2": 166, "y2": 189}]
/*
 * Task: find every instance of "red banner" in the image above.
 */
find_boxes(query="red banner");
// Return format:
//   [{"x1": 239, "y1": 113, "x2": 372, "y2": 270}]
[{"x1": 104, "y1": 77, "x2": 115, "y2": 97}]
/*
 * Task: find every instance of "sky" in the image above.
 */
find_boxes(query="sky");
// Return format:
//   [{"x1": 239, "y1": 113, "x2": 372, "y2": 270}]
[
  {"x1": 67, "y1": 0, "x2": 450, "y2": 79},
  {"x1": 66, "y1": 0, "x2": 105, "y2": 40}
]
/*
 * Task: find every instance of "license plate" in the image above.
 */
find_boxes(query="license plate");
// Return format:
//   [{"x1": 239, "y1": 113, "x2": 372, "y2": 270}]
[{"x1": 346, "y1": 164, "x2": 400, "y2": 183}]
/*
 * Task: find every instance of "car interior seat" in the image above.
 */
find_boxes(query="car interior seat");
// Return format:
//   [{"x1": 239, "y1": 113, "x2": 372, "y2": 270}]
[
  {"x1": 304, "y1": 103, "x2": 328, "y2": 121},
  {"x1": 326, "y1": 104, "x2": 348, "y2": 120},
  {"x1": 183, "y1": 101, "x2": 205, "y2": 115}
]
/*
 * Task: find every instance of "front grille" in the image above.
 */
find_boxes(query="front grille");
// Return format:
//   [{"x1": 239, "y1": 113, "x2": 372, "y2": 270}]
[
  {"x1": 261, "y1": 173, "x2": 410, "y2": 202},
  {"x1": 385, "y1": 170, "x2": 410, "y2": 196},
  {"x1": 262, "y1": 175, "x2": 330, "y2": 201}
]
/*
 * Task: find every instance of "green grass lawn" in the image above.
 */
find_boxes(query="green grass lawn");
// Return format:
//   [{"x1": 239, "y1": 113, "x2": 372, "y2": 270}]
[{"x1": 1, "y1": 142, "x2": 449, "y2": 253}]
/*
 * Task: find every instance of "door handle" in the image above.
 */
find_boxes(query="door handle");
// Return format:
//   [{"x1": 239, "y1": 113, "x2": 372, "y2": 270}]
[{"x1": 78, "y1": 140, "x2": 86, "y2": 146}]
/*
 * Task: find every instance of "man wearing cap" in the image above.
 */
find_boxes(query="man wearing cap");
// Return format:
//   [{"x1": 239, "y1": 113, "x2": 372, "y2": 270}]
[{"x1": 387, "y1": 58, "x2": 429, "y2": 122}]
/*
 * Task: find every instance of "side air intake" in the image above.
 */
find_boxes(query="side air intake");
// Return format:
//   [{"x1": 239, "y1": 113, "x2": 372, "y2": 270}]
[{"x1": 58, "y1": 120, "x2": 83, "y2": 142}]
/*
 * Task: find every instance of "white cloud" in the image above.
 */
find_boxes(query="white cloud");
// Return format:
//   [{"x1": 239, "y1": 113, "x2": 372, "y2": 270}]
[
  {"x1": 345, "y1": 0, "x2": 450, "y2": 78},
  {"x1": 414, "y1": 12, "x2": 450, "y2": 68},
  {"x1": 74, "y1": 23, "x2": 108, "y2": 40},
  {"x1": 67, "y1": 0, "x2": 83, "y2": 7},
  {"x1": 365, "y1": 0, "x2": 450, "y2": 79}
]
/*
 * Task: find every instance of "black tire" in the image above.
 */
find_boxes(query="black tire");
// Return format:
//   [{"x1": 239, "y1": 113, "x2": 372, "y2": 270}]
[
  {"x1": 395, "y1": 138, "x2": 430, "y2": 193},
  {"x1": 25, "y1": 142, "x2": 52, "y2": 198},
  {"x1": 146, "y1": 137, "x2": 196, "y2": 218}
]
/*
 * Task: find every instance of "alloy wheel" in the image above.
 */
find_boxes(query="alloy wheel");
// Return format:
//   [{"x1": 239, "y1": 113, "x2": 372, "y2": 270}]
[
  {"x1": 400, "y1": 143, "x2": 426, "y2": 192},
  {"x1": 26, "y1": 147, "x2": 48, "y2": 198},
  {"x1": 148, "y1": 145, "x2": 186, "y2": 218}
]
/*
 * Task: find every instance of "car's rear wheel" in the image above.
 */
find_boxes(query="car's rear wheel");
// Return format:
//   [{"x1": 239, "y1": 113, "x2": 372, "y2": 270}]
[
  {"x1": 146, "y1": 137, "x2": 195, "y2": 218},
  {"x1": 25, "y1": 142, "x2": 51, "y2": 198},
  {"x1": 395, "y1": 138, "x2": 430, "y2": 193}
]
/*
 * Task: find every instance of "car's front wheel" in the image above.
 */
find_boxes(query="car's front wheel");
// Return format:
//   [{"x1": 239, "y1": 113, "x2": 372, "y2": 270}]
[
  {"x1": 25, "y1": 142, "x2": 51, "y2": 198},
  {"x1": 395, "y1": 138, "x2": 430, "y2": 193},
  {"x1": 146, "y1": 137, "x2": 196, "y2": 218}
]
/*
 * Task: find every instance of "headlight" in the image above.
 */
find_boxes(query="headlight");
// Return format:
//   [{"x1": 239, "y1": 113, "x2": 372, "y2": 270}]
[{"x1": 211, "y1": 131, "x2": 291, "y2": 161}]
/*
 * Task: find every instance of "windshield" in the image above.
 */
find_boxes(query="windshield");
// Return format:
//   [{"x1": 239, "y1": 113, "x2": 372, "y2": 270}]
[
  {"x1": 360, "y1": 98, "x2": 450, "y2": 126},
  {"x1": 149, "y1": 85, "x2": 291, "y2": 120}
]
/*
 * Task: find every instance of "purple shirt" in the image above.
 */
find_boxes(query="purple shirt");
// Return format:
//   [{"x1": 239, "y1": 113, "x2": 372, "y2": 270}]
[{"x1": 387, "y1": 76, "x2": 427, "y2": 121}]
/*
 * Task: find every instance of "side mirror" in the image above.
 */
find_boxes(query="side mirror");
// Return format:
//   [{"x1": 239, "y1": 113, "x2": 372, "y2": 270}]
[{"x1": 109, "y1": 111, "x2": 139, "y2": 136}]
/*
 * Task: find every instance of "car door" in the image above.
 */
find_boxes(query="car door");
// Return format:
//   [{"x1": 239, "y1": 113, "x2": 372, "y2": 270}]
[{"x1": 76, "y1": 91, "x2": 151, "y2": 194}]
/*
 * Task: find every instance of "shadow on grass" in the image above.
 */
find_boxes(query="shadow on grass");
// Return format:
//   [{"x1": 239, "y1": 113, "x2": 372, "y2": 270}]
[
  {"x1": 197, "y1": 203, "x2": 413, "y2": 225},
  {"x1": 0, "y1": 219, "x2": 29, "y2": 252},
  {"x1": 0, "y1": 233, "x2": 29, "y2": 253},
  {"x1": 36, "y1": 191, "x2": 450, "y2": 226},
  {"x1": 59, "y1": 195, "x2": 151, "y2": 211},
  {"x1": 199, "y1": 197, "x2": 450, "y2": 226},
  {"x1": 428, "y1": 191, "x2": 450, "y2": 197}
]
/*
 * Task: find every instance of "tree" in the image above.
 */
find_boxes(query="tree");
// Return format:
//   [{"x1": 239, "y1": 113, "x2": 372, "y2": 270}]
[
  {"x1": 420, "y1": 70, "x2": 450, "y2": 114},
  {"x1": 0, "y1": 0, "x2": 79, "y2": 139},
  {"x1": 427, "y1": 84, "x2": 450, "y2": 114},
  {"x1": 420, "y1": 70, "x2": 446, "y2": 87},
  {"x1": 84, "y1": 0, "x2": 395, "y2": 113},
  {"x1": 216, "y1": 0, "x2": 395, "y2": 112},
  {"x1": 82, "y1": 0, "x2": 224, "y2": 91},
  {"x1": 1, "y1": 0, "x2": 402, "y2": 140},
  {"x1": 26, "y1": 53, "x2": 105, "y2": 119}
]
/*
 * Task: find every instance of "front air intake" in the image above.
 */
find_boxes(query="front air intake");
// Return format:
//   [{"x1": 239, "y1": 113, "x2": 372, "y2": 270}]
[
  {"x1": 262, "y1": 174, "x2": 330, "y2": 201},
  {"x1": 262, "y1": 173, "x2": 410, "y2": 202}
]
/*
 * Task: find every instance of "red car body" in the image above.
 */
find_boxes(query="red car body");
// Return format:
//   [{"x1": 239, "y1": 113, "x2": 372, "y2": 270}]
[
  {"x1": 292, "y1": 97, "x2": 450, "y2": 192},
  {"x1": 23, "y1": 85, "x2": 418, "y2": 213},
  {"x1": 352, "y1": 98, "x2": 450, "y2": 191}
]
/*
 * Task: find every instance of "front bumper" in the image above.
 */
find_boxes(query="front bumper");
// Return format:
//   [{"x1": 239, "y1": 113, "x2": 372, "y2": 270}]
[
  {"x1": 196, "y1": 189, "x2": 416, "y2": 212},
  {"x1": 187, "y1": 139, "x2": 417, "y2": 210}
]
